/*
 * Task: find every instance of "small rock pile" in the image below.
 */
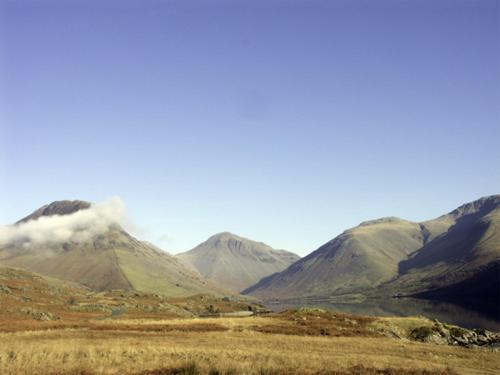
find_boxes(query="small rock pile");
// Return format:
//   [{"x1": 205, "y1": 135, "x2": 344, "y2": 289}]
[{"x1": 410, "y1": 320, "x2": 500, "y2": 350}]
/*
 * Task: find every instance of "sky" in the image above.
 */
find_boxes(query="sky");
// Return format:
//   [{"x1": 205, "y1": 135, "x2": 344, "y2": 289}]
[{"x1": 1, "y1": 0, "x2": 499, "y2": 255}]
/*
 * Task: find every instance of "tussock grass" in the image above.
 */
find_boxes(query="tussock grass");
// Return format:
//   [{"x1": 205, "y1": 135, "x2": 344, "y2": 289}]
[
  {"x1": 89, "y1": 322, "x2": 228, "y2": 333},
  {"x1": 133, "y1": 364, "x2": 458, "y2": 375},
  {"x1": 252, "y1": 309, "x2": 379, "y2": 337}
]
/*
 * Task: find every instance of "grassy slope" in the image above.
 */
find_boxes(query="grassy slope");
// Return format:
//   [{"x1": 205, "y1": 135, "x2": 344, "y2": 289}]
[
  {"x1": 116, "y1": 245, "x2": 217, "y2": 297},
  {"x1": 111, "y1": 230, "x2": 218, "y2": 297},
  {"x1": 0, "y1": 266, "x2": 263, "y2": 327},
  {"x1": 0, "y1": 236, "x2": 132, "y2": 291}
]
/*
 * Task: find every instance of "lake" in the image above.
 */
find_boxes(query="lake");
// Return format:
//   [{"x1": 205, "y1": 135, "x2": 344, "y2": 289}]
[{"x1": 265, "y1": 297, "x2": 500, "y2": 332}]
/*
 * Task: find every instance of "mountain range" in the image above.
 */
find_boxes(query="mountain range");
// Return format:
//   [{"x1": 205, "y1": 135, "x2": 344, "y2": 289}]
[{"x1": 0, "y1": 195, "x2": 498, "y2": 307}]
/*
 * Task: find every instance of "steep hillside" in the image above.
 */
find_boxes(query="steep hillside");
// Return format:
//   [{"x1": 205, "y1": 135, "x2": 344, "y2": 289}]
[
  {"x1": 244, "y1": 218, "x2": 431, "y2": 299},
  {"x1": 177, "y1": 232, "x2": 299, "y2": 292},
  {"x1": 244, "y1": 195, "x2": 500, "y2": 301},
  {"x1": 0, "y1": 200, "x2": 219, "y2": 297}
]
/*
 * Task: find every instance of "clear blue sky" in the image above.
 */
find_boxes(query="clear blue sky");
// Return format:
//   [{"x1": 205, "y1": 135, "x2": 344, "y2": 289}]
[{"x1": 1, "y1": 0, "x2": 499, "y2": 255}]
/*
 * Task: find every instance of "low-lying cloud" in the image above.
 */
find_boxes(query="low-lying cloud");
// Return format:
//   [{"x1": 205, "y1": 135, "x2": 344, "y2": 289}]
[{"x1": 0, "y1": 197, "x2": 127, "y2": 248}]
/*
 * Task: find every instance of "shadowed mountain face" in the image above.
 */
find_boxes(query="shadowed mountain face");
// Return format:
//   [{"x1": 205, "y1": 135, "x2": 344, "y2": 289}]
[
  {"x1": 386, "y1": 195, "x2": 500, "y2": 296},
  {"x1": 0, "y1": 201, "x2": 219, "y2": 297},
  {"x1": 176, "y1": 232, "x2": 300, "y2": 292},
  {"x1": 244, "y1": 195, "x2": 500, "y2": 302}
]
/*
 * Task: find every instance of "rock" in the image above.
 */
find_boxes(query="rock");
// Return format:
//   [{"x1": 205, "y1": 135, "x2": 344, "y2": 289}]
[
  {"x1": 410, "y1": 326, "x2": 448, "y2": 344},
  {"x1": 0, "y1": 284, "x2": 12, "y2": 294},
  {"x1": 21, "y1": 308, "x2": 58, "y2": 321}
]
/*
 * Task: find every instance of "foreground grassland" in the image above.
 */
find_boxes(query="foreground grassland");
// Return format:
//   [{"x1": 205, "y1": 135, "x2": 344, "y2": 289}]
[
  {"x1": 0, "y1": 267, "x2": 499, "y2": 375},
  {"x1": 1, "y1": 313, "x2": 499, "y2": 375}
]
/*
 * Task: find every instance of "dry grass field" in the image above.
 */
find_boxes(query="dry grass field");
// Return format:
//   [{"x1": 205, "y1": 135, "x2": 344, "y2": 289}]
[
  {"x1": 1, "y1": 267, "x2": 499, "y2": 375},
  {"x1": 1, "y1": 314, "x2": 499, "y2": 375}
]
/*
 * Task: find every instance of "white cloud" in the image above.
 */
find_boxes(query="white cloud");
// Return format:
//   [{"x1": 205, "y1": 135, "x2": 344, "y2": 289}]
[{"x1": 0, "y1": 197, "x2": 127, "y2": 248}]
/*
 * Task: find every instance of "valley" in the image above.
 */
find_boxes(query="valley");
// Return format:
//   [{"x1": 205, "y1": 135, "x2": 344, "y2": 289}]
[{"x1": 0, "y1": 196, "x2": 499, "y2": 374}]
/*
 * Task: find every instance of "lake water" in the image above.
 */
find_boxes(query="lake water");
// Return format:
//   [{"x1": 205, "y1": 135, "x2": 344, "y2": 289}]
[{"x1": 265, "y1": 297, "x2": 500, "y2": 332}]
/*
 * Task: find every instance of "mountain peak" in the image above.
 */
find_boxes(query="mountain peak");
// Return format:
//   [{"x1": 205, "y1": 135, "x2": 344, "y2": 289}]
[
  {"x1": 446, "y1": 195, "x2": 500, "y2": 220},
  {"x1": 209, "y1": 232, "x2": 239, "y2": 241},
  {"x1": 358, "y1": 216, "x2": 408, "y2": 227},
  {"x1": 206, "y1": 232, "x2": 263, "y2": 248},
  {"x1": 17, "y1": 200, "x2": 92, "y2": 224}
]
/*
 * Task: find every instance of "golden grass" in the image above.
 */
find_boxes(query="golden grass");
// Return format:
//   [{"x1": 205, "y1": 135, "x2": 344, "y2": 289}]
[{"x1": 0, "y1": 316, "x2": 499, "y2": 375}]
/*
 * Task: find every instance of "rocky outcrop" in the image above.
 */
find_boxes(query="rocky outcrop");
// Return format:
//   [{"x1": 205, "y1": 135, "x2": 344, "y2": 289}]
[{"x1": 410, "y1": 320, "x2": 500, "y2": 350}]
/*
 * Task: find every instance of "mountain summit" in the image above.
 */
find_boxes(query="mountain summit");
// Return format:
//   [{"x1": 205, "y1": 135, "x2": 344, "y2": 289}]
[
  {"x1": 176, "y1": 232, "x2": 299, "y2": 292},
  {"x1": 16, "y1": 200, "x2": 92, "y2": 224}
]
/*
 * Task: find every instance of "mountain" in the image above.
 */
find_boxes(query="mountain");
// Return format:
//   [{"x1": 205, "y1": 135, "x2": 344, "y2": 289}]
[
  {"x1": 16, "y1": 200, "x2": 92, "y2": 224},
  {"x1": 243, "y1": 217, "x2": 432, "y2": 299},
  {"x1": 243, "y1": 195, "x2": 500, "y2": 302},
  {"x1": 0, "y1": 200, "x2": 219, "y2": 297},
  {"x1": 176, "y1": 232, "x2": 300, "y2": 292}
]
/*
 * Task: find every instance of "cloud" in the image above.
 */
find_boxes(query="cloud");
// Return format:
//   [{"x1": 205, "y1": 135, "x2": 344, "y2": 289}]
[{"x1": 0, "y1": 197, "x2": 127, "y2": 248}]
